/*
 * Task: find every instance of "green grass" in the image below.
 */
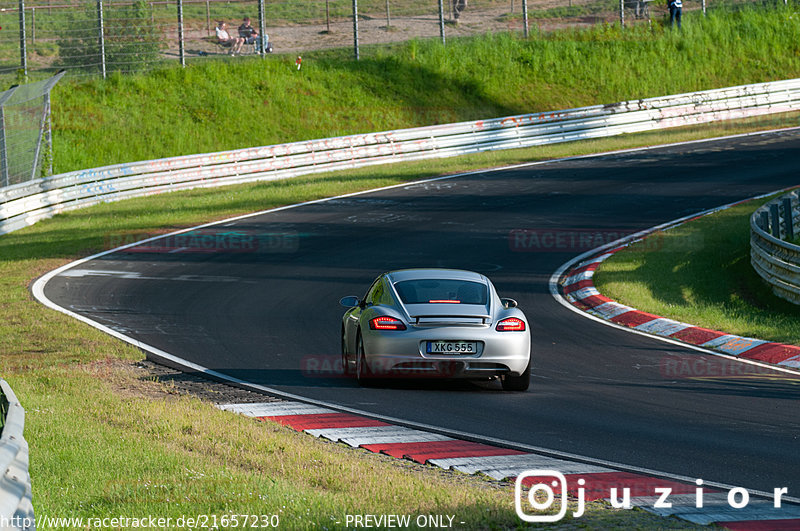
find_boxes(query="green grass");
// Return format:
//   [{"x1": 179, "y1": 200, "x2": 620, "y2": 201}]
[
  {"x1": 594, "y1": 196, "x2": 800, "y2": 346},
  {"x1": 5, "y1": 121, "x2": 772, "y2": 527},
  {"x1": 48, "y1": 5, "x2": 800, "y2": 174},
  {"x1": 2, "y1": 5, "x2": 800, "y2": 522}
]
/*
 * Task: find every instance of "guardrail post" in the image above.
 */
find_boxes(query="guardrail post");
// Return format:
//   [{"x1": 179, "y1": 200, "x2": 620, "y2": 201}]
[
  {"x1": 352, "y1": 0, "x2": 359, "y2": 60},
  {"x1": 522, "y1": 0, "x2": 529, "y2": 37},
  {"x1": 177, "y1": 0, "x2": 185, "y2": 67},
  {"x1": 770, "y1": 203, "x2": 781, "y2": 238},
  {"x1": 438, "y1": 0, "x2": 445, "y2": 44},
  {"x1": 18, "y1": 0, "x2": 27, "y2": 77},
  {"x1": 783, "y1": 197, "x2": 794, "y2": 241},
  {"x1": 97, "y1": 0, "x2": 106, "y2": 78}
]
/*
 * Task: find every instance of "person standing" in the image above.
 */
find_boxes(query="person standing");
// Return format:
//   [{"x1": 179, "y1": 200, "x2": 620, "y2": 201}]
[{"x1": 667, "y1": 0, "x2": 682, "y2": 29}]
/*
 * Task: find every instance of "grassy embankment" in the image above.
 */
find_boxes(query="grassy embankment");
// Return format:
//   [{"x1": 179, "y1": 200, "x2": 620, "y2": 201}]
[
  {"x1": 594, "y1": 196, "x2": 800, "y2": 346},
  {"x1": 2, "y1": 7, "x2": 800, "y2": 525},
  {"x1": 52, "y1": 5, "x2": 800, "y2": 173}
]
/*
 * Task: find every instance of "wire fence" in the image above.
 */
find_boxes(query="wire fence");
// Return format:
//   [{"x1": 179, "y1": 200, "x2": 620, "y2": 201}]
[
  {"x1": 0, "y1": 0, "x2": 782, "y2": 83},
  {"x1": 0, "y1": 71, "x2": 62, "y2": 186}
]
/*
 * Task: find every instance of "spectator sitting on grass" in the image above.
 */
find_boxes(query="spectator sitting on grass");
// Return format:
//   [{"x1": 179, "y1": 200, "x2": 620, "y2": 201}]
[{"x1": 215, "y1": 21, "x2": 244, "y2": 56}]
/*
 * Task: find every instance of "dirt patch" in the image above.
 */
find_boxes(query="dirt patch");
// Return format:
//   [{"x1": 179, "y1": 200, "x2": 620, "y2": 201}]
[{"x1": 173, "y1": 5, "x2": 614, "y2": 60}]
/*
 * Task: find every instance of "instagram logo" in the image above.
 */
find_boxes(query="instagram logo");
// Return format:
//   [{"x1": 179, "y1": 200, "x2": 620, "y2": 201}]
[{"x1": 515, "y1": 470, "x2": 585, "y2": 523}]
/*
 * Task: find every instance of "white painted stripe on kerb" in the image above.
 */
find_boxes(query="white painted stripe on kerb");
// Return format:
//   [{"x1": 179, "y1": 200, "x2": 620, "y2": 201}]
[
  {"x1": 428, "y1": 453, "x2": 612, "y2": 475},
  {"x1": 304, "y1": 426, "x2": 416, "y2": 440},
  {"x1": 341, "y1": 433, "x2": 455, "y2": 447},
  {"x1": 570, "y1": 287, "x2": 600, "y2": 301},
  {"x1": 630, "y1": 493, "x2": 800, "y2": 524},
  {"x1": 780, "y1": 356, "x2": 800, "y2": 368},
  {"x1": 649, "y1": 503, "x2": 800, "y2": 525},
  {"x1": 563, "y1": 269, "x2": 594, "y2": 286},
  {"x1": 588, "y1": 252, "x2": 615, "y2": 264},
  {"x1": 589, "y1": 302, "x2": 634, "y2": 320},
  {"x1": 480, "y1": 463, "x2": 610, "y2": 481},
  {"x1": 634, "y1": 318, "x2": 692, "y2": 337},
  {"x1": 218, "y1": 402, "x2": 334, "y2": 417},
  {"x1": 700, "y1": 334, "x2": 768, "y2": 354}
]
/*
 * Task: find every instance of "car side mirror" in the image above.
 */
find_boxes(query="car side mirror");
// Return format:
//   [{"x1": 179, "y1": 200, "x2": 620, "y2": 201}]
[
  {"x1": 339, "y1": 296, "x2": 361, "y2": 308},
  {"x1": 501, "y1": 298, "x2": 518, "y2": 309}
]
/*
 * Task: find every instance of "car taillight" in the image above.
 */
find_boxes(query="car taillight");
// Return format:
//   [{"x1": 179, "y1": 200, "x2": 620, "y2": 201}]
[
  {"x1": 369, "y1": 316, "x2": 407, "y2": 330},
  {"x1": 496, "y1": 317, "x2": 526, "y2": 332}
]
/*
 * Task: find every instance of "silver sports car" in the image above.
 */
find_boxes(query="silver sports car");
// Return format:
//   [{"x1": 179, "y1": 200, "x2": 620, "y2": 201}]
[{"x1": 340, "y1": 269, "x2": 531, "y2": 391}]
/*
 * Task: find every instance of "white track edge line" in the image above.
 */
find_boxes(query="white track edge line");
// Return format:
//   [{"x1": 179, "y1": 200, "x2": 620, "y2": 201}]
[{"x1": 29, "y1": 128, "x2": 800, "y2": 506}]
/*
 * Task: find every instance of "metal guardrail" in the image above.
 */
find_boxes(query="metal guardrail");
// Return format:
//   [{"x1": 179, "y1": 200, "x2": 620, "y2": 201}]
[
  {"x1": 751, "y1": 190, "x2": 800, "y2": 305},
  {"x1": 0, "y1": 379, "x2": 35, "y2": 531},
  {"x1": 2, "y1": 77, "x2": 800, "y2": 236}
]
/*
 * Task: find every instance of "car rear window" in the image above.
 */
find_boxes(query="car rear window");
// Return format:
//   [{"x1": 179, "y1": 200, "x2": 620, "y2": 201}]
[{"x1": 393, "y1": 279, "x2": 488, "y2": 305}]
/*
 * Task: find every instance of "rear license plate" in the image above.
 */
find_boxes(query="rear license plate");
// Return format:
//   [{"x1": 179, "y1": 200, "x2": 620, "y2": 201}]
[{"x1": 426, "y1": 341, "x2": 477, "y2": 354}]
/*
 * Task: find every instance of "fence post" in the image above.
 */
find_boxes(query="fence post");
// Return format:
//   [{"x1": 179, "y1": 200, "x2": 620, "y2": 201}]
[
  {"x1": 206, "y1": 0, "x2": 210, "y2": 36},
  {"x1": 352, "y1": 0, "x2": 359, "y2": 60},
  {"x1": 258, "y1": 0, "x2": 266, "y2": 55},
  {"x1": 438, "y1": 0, "x2": 445, "y2": 44},
  {"x1": 619, "y1": 0, "x2": 625, "y2": 28},
  {"x1": 177, "y1": 0, "x2": 185, "y2": 67},
  {"x1": 522, "y1": 0, "x2": 529, "y2": 37},
  {"x1": 385, "y1": 0, "x2": 391, "y2": 27},
  {"x1": 18, "y1": 0, "x2": 27, "y2": 77},
  {"x1": 0, "y1": 87, "x2": 19, "y2": 189},
  {"x1": 97, "y1": 0, "x2": 106, "y2": 78},
  {"x1": 702, "y1": 0, "x2": 706, "y2": 14},
  {"x1": 783, "y1": 198, "x2": 795, "y2": 241},
  {"x1": 31, "y1": 94, "x2": 50, "y2": 181}
]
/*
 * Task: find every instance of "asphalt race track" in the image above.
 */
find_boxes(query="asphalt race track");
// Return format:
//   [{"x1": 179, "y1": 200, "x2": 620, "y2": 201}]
[{"x1": 43, "y1": 130, "x2": 800, "y2": 495}]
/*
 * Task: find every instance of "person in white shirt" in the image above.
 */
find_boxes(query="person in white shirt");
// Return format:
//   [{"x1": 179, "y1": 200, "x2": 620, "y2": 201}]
[{"x1": 215, "y1": 21, "x2": 244, "y2": 55}]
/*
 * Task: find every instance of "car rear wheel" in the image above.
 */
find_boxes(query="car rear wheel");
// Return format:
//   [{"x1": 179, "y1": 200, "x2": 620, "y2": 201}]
[
  {"x1": 501, "y1": 358, "x2": 530, "y2": 391},
  {"x1": 356, "y1": 332, "x2": 377, "y2": 387},
  {"x1": 341, "y1": 327, "x2": 354, "y2": 376}
]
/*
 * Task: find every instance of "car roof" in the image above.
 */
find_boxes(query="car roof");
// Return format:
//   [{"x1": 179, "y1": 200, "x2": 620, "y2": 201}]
[{"x1": 385, "y1": 268, "x2": 488, "y2": 284}]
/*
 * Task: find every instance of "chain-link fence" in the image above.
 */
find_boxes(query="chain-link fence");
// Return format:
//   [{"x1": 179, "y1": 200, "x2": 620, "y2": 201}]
[
  {"x1": 0, "y1": 71, "x2": 62, "y2": 187},
  {"x1": 0, "y1": 0, "x2": 784, "y2": 82}
]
